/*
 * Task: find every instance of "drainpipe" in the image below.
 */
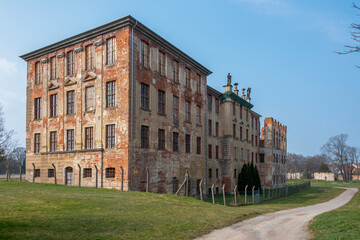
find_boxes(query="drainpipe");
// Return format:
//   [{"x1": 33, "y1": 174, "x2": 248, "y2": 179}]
[
  {"x1": 101, "y1": 149, "x2": 104, "y2": 188},
  {"x1": 32, "y1": 163, "x2": 35, "y2": 183},
  {"x1": 130, "y1": 19, "x2": 138, "y2": 191},
  {"x1": 120, "y1": 166, "x2": 124, "y2": 191},
  {"x1": 77, "y1": 164, "x2": 81, "y2": 187},
  {"x1": 52, "y1": 163, "x2": 57, "y2": 185},
  {"x1": 100, "y1": 37, "x2": 104, "y2": 189},
  {"x1": 95, "y1": 164, "x2": 98, "y2": 188}
]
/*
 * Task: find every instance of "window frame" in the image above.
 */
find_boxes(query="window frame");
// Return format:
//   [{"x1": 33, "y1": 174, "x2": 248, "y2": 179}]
[
  {"x1": 66, "y1": 129, "x2": 74, "y2": 151},
  {"x1": 34, "y1": 97, "x2": 41, "y2": 120},
  {"x1": 34, "y1": 133, "x2": 40, "y2": 153},
  {"x1": 141, "y1": 125, "x2": 149, "y2": 149},
  {"x1": 85, "y1": 86, "x2": 95, "y2": 112},
  {"x1": 105, "y1": 167, "x2": 115, "y2": 178},
  {"x1": 66, "y1": 90, "x2": 75, "y2": 115},
  {"x1": 106, "y1": 124, "x2": 116, "y2": 149},
  {"x1": 49, "y1": 131, "x2": 57, "y2": 152},
  {"x1": 172, "y1": 132, "x2": 179, "y2": 152},
  {"x1": 85, "y1": 44, "x2": 94, "y2": 71},
  {"x1": 158, "y1": 128, "x2": 165, "y2": 150},
  {"x1": 85, "y1": 127, "x2": 94, "y2": 150},
  {"x1": 49, "y1": 94, "x2": 57, "y2": 117},
  {"x1": 140, "y1": 83, "x2": 150, "y2": 110},
  {"x1": 141, "y1": 41, "x2": 149, "y2": 68},
  {"x1": 185, "y1": 134, "x2": 191, "y2": 153},
  {"x1": 106, "y1": 37, "x2": 117, "y2": 65},
  {"x1": 106, "y1": 80, "x2": 116, "y2": 108},
  {"x1": 158, "y1": 51, "x2": 165, "y2": 76},
  {"x1": 66, "y1": 50, "x2": 75, "y2": 76},
  {"x1": 83, "y1": 168, "x2": 92, "y2": 178},
  {"x1": 158, "y1": 90, "x2": 165, "y2": 115}
]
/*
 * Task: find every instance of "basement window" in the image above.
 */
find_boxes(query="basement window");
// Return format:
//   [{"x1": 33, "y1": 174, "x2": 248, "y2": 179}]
[
  {"x1": 34, "y1": 169, "x2": 40, "y2": 178},
  {"x1": 48, "y1": 169, "x2": 54, "y2": 178},
  {"x1": 83, "y1": 168, "x2": 92, "y2": 178},
  {"x1": 106, "y1": 168, "x2": 115, "y2": 178}
]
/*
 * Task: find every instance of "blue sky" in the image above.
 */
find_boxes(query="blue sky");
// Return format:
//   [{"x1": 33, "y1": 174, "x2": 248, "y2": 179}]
[{"x1": 0, "y1": 0, "x2": 359, "y2": 155}]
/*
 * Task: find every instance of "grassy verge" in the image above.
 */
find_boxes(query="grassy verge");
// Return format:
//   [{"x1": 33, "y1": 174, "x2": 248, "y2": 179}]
[
  {"x1": 0, "y1": 181, "x2": 343, "y2": 240},
  {"x1": 309, "y1": 180, "x2": 360, "y2": 240}
]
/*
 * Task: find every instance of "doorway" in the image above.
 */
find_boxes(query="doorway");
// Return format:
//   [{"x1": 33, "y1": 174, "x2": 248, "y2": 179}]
[{"x1": 65, "y1": 167, "x2": 73, "y2": 186}]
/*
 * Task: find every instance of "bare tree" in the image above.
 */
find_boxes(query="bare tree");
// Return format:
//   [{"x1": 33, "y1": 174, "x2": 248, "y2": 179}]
[
  {"x1": 7, "y1": 147, "x2": 25, "y2": 181},
  {"x1": 347, "y1": 146, "x2": 360, "y2": 182}
]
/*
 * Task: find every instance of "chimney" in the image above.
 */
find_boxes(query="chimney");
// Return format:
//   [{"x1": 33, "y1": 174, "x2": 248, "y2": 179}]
[
  {"x1": 223, "y1": 73, "x2": 233, "y2": 93},
  {"x1": 234, "y1": 83, "x2": 239, "y2": 95},
  {"x1": 241, "y1": 88, "x2": 246, "y2": 99}
]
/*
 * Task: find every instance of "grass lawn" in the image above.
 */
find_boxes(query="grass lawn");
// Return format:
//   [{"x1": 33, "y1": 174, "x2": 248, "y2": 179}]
[
  {"x1": 0, "y1": 181, "x2": 343, "y2": 240},
  {"x1": 309, "y1": 180, "x2": 360, "y2": 240}
]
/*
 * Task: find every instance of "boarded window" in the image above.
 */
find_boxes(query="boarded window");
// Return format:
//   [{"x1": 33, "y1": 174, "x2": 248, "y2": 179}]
[
  {"x1": 50, "y1": 56, "x2": 57, "y2": 80},
  {"x1": 106, "y1": 168, "x2": 115, "y2": 178},
  {"x1": 140, "y1": 83, "x2": 149, "y2": 110},
  {"x1": 66, "y1": 90, "x2": 75, "y2": 115},
  {"x1": 35, "y1": 61, "x2": 41, "y2": 84},
  {"x1": 173, "y1": 60, "x2": 179, "y2": 83},
  {"x1": 34, "y1": 133, "x2": 40, "y2": 153},
  {"x1": 66, "y1": 129, "x2": 74, "y2": 151},
  {"x1": 172, "y1": 96, "x2": 179, "y2": 126},
  {"x1": 85, "y1": 45, "x2": 94, "y2": 70},
  {"x1": 85, "y1": 127, "x2": 93, "y2": 149},
  {"x1": 106, "y1": 37, "x2": 116, "y2": 65},
  {"x1": 172, "y1": 132, "x2": 179, "y2": 152},
  {"x1": 34, "y1": 97, "x2": 41, "y2": 120},
  {"x1": 106, "y1": 81, "x2": 116, "y2": 108},
  {"x1": 141, "y1": 125, "x2": 149, "y2": 148},
  {"x1": 196, "y1": 74, "x2": 201, "y2": 93},
  {"x1": 67, "y1": 50, "x2": 75, "y2": 76},
  {"x1": 106, "y1": 124, "x2": 115, "y2": 148},
  {"x1": 49, "y1": 94, "x2": 57, "y2": 117},
  {"x1": 141, "y1": 41, "x2": 149, "y2": 68},
  {"x1": 185, "y1": 68, "x2": 191, "y2": 88},
  {"x1": 83, "y1": 168, "x2": 92, "y2": 178},
  {"x1": 50, "y1": 131, "x2": 57, "y2": 152},
  {"x1": 85, "y1": 86, "x2": 95, "y2": 111},
  {"x1": 158, "y1": 129, "x2": 165, "y2": 150},
  {"x1": 158, "y1": 90, "x2": 165, "y2": 115},
  {"x1": 158, "y1": 51, "x2": 165, "y2": 76}
]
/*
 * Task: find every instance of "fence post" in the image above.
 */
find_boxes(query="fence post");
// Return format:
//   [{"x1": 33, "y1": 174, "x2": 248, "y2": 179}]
[
  {"x1": 95, "y1": 165, "x2": 98, "y2": 188},
  {"x1": 32, "y1": 163, "x2": 35, "y2": 183},
  {"x1": 51, "y1": 163, "x2": 57, "y2": 185},
  {"x1": 120, "y1": 166, "x2": 124, "y2": 191},
  {"x1": 252, "y1": 186, "x2": 255, "y2": 204},
  {"x1": 146, "y1": 168, "x2": 149, "y2": 192},
  {"x1": 263, "y1": 186, "x2": 265, "y2": 200},
  {"x1": 199, "y1": 179, "x2": 203, "y2": 201},
  {"x1": 222, "y1": 184, "x2": 226, "y2": 206},
  {"x1": 19, "y1": 163, "x2": 22, "y2": 182},
  {"x1": 77, "y1": 164, "x2": 81, "y2": 187},
  {"x1": 245, "y1": 185, "x2": 248, "y2": 204},
  {"x1": 211, "y1": 184, "x2": 215, "y2": 204},
  {"x1": 234, "y1": 185, "x2": 238, "y2": 205},
  {"x1": 185, "y1": 171, "x2": 189, "y2": 197}
]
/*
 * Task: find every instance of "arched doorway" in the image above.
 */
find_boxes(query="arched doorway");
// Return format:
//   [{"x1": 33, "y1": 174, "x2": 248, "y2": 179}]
[{"x1": 65, "y1": 167, "x2": 73, "y2": 186}]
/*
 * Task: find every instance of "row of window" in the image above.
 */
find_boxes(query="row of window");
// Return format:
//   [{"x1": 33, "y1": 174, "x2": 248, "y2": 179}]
[
  {"x1": 207, "y1": 95, "x2": 220, "y2": 114},
  {"x1": 208, "y1": 168, "x2": 237, "y2": 179},
  {"x1": 33, "y1": 124, "x2": 115, "y2": 153},
  {"x1": 34, "y1": 167, "x2": 116, "y2": 178},
  {"x1": 231, "y1": 101, "x2": 259, "y2": 130},
  {"x1": 140, "y1": 83, "x2": 202, "y2": 126},
  {"x1": 233, "y1": 147, "x2": 257, "y2": 162},
  {"x1": 140, "y1": 41, "x2": 202, "y2": 92},
  {"x1": 34, "y1": 81, "x2": 116, "y2": 120},
  {"x1": 34, "y1": 37, "x2": 117, "y2": 84}
]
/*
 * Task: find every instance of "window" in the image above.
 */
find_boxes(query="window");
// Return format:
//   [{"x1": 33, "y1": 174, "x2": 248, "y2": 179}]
[
  {"x1": 34, "y1": 169, "x2": 40, "y2": 178},
  {"x1": 172, "y1": 96, "x2": 179, "y2": 126},
  {"x1": 158, "y1": 129, "x2": 165, "y2": 150},
  {"x1": 66, "y1": 90, "x2": 75, "y2": 115},
  {"x1": 247, "y1": 149, "x2": 250, "y2": 161},
  {"x1": 246, "y1": 109, "x2": 249, "y2": 122},
  {"x1": 173, "y1": 60, "x2": 179, "y2": 83},
  {"x1": 208, "y1": 168, "x2": 212, "y2": 178},
  {"x1": 208, "y1": 144, "x2": 212, "y2": 159},
  {"x1": 234, "y1": 169, "x2": 237, "y2": 178},
  {"x1": 233, "y1": 124, "x2": 236, "y2": 138},
  {"x1": 216, "y1": 146, "x2": 219, "y2": 159},
  {"x1": 185, "y1": 101, "x2": 191, "y2": 123},
  {"x1": 246, "y1": 129, "x2": 249, "y2": 141},
  {"x1": 141, "y1": 125, "x2": 149, "y2": 149},
  {"x1": 172, "y1": 132, "x2": 179, "y2": 152},
  {"x1": 83, "y1": 168, "x2": 92, "y2": 178},
  {"x1": 50, "y1": 131, "x2": 57, "y2": 152},
  {"x1": 50, "y1": 56, "x2": 57, "y2": 80},
  {"x1": 234, "y1": 147, "x2": 237, "y2": 159},
  {"x1": 215, "y1": 98, "x2": 219, "y2": 114},
  {"x1": 158, "y1": 51, "x2": 165, "y2": 76},
  {"x1": 196, "y1": 74, "x2": 201, "y2": 93},
  {"x1": 216, "y1": 169, "x2": 219, "y2": 178},
  {"x1": 140, "y1": 83, "x2": 149, "y2": 110},
  {"x1": 207, "y1": 94, "x2": 212, "y2": 112},
  {"x1": 196, "y1": 106, "x2": 201, "y2": 125},
  {"x1": 35, "y1": 61, "x2": 41, "y2": 84},
  {"x1": 215, "y1": 122, "x2": 219, "y2": 137},
  {"x1": 48, "y1": 169, "x2": 54, "y2": 178},
  {"x1": 196, "y1": 137, "x2": 201, "y2": 155},
  {"x1": 252, "y1": 116, "x2": 254, "y2": 129},
  {"x1": 66, "y1": 129, "x2": 74, "y2": 151},
  {"x1": 106, "y1": 124, "x2": 115, "y2": 148},
  {"x1": 241, "y1": 148, "x2": 244, "y2": 160},
  {"x1": 255, "y1": 136, "x2": 258, "y2": 146},
  {"x1": 106, "y1": 168, "x2": 115, "y2": 178},
  {"x1": 85, "y1": 44, "x2": 94, "y2": 70},
  {"x1": 240, "y1": 127, "x2": 243, "y2": 140},
  {"x1": 49, "y1": 94, "x2": 57, "y2": 117},
  {"x1": 158, "y1": 90, "x2": 165, "y2": 115},
  {"x1": 67, "y1": 51, "x2": 75, "y2": 76},
  {"x1": 85, "y1": 127, "x2": 93, "y2": 149},
  {"x1": 252, "y1": 152, "x2": 254, "y2": 162},
  {"x1": 85, "y1": 86, "x2": 95, "y2": 111},
  {"x1": 240, "y1": 105, "x2": 243, "y2": 119},
  {"x1": 34, "y1": 133, "x2": 40, "y2": 153},
  {"x1": 172, "y1": 177, "x2": 178, "y2": 194},
  {"x1": 233, "y1": 102, "x2": 236, "y2": 116},
  {"x1": 185, "y1": 134, "x2": 191, "y2": 153},
  {"x1": 106, "y1": 37, "x2": 116, "y2": 65},
  {"x1": 106, "y1": 81, "x2": 116, "y2": 108},
  {"x1": 256, "y1": 153, "x2": 258, "y2": 163},
  {"x1": 185, "y1": 68, "x2": 191, "y2": 88},
  {"x1": 208, "y1": 120, "x2": 212, "y2": 136},
  {"x1": 34, "y1": 97, "x2": 41, "y2": 120},
  {"x1": 141, "y1": 41, "x2": 149, "y2": 68}
]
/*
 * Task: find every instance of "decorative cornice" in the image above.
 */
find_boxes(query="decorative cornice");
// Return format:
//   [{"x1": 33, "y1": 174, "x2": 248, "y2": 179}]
[
  {"x1": 93, "y1": 39, "x2": 104, "y2": 47},
  {"x1": 48, "y1": 80, "x2": 59, "y2": 90},
  {"x1": 40, "y1": 57, "x2": 49, "y2": 64},
  {"x1": 56, "y1": 52, "x2": 65, "y2": 59},
  {"x1": 19, "y1": 15, "x2": 212, "y2": 76},
  {"x1": 64, "y1": 77, "x2": 77, "y2": 86},
  {"x1": 82, "y1": 71, "x2": 97, "y2": 82},
  {"x1": 74, "y1": 46, "x2": 83, "y2": 53}
]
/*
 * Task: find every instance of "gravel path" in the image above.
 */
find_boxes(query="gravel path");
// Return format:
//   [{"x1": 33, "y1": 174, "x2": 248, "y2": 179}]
[{"x1": 196, "y1": 188, "x2": 358, "y2": 240}]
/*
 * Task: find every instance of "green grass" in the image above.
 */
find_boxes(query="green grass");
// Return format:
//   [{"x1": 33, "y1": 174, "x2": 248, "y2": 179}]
[
  {"x1": 309, "y1": 180, "x2": 360, "y2": 240},
  {"x1": 0, "y1": 181, "x2": 343, "y2": 240}
]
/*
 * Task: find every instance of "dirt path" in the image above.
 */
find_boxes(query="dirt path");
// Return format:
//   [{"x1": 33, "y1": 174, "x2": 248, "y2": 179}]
[{"x1": 196, "y1": 188, "x2": 358, "y2": 240}]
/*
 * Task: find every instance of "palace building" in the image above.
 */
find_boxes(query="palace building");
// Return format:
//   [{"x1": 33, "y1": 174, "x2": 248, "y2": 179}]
[{"x1": 20, "y1": 16, "x2": 286, "y2": 196}]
